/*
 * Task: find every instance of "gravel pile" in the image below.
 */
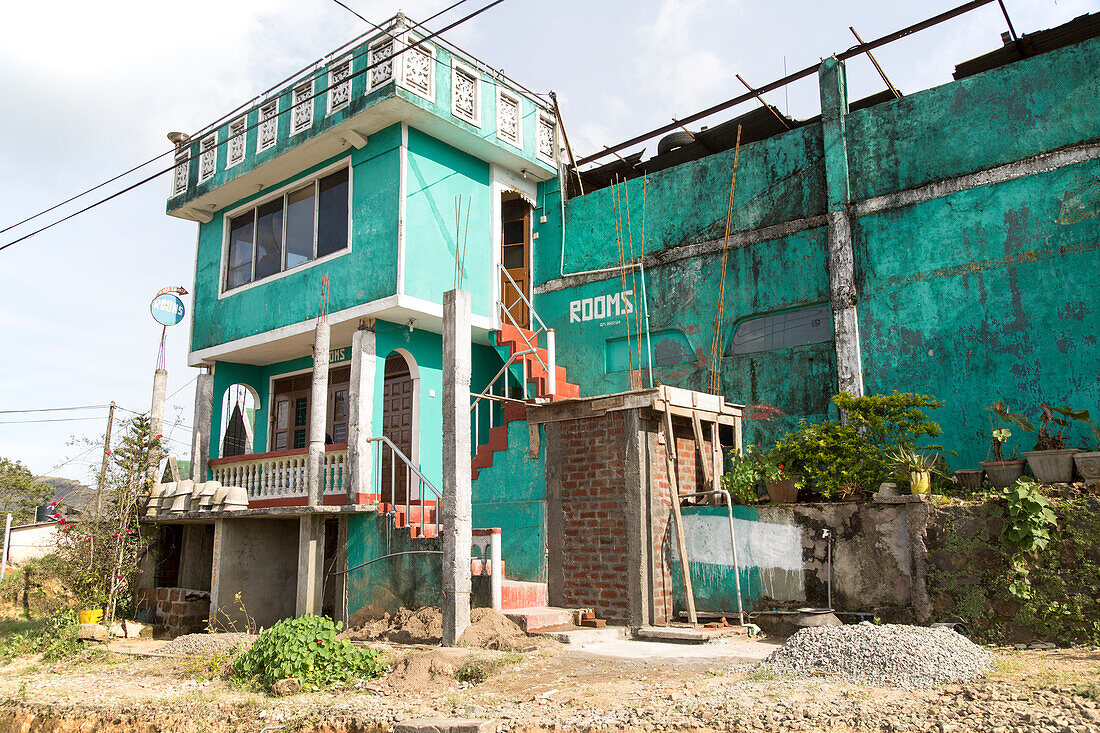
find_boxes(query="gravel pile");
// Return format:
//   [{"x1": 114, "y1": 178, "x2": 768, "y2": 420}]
[
  {"x1": 159, "y1": 632, "x2": 257, "y2": 656},
  {"x1": 755, "y1": 622, "x2": 995, "y2": 688}
]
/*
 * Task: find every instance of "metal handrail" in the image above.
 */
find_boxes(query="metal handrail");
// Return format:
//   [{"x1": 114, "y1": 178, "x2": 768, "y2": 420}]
[
  {"x1": 678, "y1": 489, "x2": 744, "y2": 626},
  {"x1": 470, "y1": 348, "x2": 536, "y2": 412},
  {"x1": 365, "y1": 435, "x2": 442, "y2": 537},
  {"x1": 499, "y1": 263, "x2": 547, "y2": 333},
  {"x1": 497, "y1": 262, "x2": 557, "y2": 398}
]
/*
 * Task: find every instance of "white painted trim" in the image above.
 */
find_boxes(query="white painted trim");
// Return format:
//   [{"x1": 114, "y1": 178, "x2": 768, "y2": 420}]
[
  {"x1": 398, "y1": 32, "x2": 436, "y2": 103},
  {"x1": 257, "y1": 100, "x2": 279, "y2": 153},
  {"x1": 225, "y1": 116, "x2": 248, "y2": 170},
  {"x1": 327, "y1": 55, "x2": 353, "y2": 116},
  {"x1": 218, "y1": 158, "x2": 352, "y2": 299},
  {"x1": 172, "y1": 150, "x2": 189, "y2": 197},
  {"x1": 368, "y1": 35, "x2": 400, "y2": 92},
  {"x1": 450, "y1": 58, "x2": 481, "y2": 128},
  {"x1": 536, "y1": 111, "x2": 557, "y2": 165},
  {"x1": 495, "y1": 87, "x2": 522, "y2": 149},
  {"x1": 218, "y1": 382, "x2": 260, "y2": 455},
  {"x1": 290, "y1": 77, "x2": 316, "y2": 136},
  {"x1": 198, "y1": 132, "x2": 218, "y2": 185},
  {"x1": 490, "y1": 165, "x2": 538, "y2": 328},
  {"x1": 188, "y1": 292, "x2": 495, "y2": 366},
  {"x1": 397, "y1": 123, "x2": 408, "y2": 296}
]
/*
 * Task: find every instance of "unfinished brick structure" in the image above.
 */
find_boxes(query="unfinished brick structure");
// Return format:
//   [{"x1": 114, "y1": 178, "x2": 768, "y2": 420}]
[
  {"x1": 534, "y1": 387, "x2": 741, "y2": 626},
  {"x1": 136, "y1": 587, "x2": 211, "y2": 636}
]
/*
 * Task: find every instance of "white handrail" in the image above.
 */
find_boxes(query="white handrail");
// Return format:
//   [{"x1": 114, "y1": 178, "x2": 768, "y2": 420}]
[{"x1": 365, "y1": 435, "x2": 442, "y2": 538}]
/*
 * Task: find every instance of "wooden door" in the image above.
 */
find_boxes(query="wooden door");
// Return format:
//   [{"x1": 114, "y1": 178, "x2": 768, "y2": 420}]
[
  {"x1": 381, "y1": 354, "x2": 414, "y2": 503},
  {"x1": 500, "y1": 197, "x2": 530, "y2": 329}
]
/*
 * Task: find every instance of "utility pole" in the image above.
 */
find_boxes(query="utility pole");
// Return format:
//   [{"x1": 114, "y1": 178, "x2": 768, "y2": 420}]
[{"x1": 96, "y1": 401, "x2": 116, "y2": 519}]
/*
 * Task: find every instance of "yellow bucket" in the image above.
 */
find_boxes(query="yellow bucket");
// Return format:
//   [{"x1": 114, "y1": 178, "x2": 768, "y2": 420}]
[{"x1": 78, "y1": 609, "x2": 104, "y2": 625}]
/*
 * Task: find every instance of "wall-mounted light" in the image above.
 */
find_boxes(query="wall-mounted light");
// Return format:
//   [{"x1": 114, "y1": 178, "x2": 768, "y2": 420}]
[{"x1": 167, "y1": 131, "x2": 190, "y2": 149}]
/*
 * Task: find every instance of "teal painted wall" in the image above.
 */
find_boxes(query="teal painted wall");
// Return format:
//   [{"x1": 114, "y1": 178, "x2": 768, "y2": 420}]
[
  {"x1": 404, "y1": 128, "x2": 494, "y2": 317},
  {"x1": 536, "y1": 38, "x2": 1100, "y2": 466},
  {"x1": 346, "y1": 512, "x2": 443, "y2": 616},
  {"x1": 191, "y1": 126, "x2": 402, "y2": 353},
  {"x1": 671, "y1": 505, "x2": 766, "y2": 615},
  {"x1": 471, "y1": 417, "x2": 546, "y2": 582}
]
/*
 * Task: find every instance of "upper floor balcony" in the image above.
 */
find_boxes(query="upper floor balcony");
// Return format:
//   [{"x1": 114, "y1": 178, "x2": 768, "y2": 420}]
[{"x1": 167, "y1": 13, "x2": 558, "y2": 224}]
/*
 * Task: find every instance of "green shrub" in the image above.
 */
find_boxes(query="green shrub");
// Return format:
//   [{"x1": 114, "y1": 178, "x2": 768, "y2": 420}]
[
  {"x1": 229, "y1": 615, "x2": 384, "y2": 690},
  {"x1": 0, "y1": 608, "x2": 82, "y2": 663},
  {"x1": 771, "y1": 419, "x2": 886, "y2": 499},
  {"x1": 832, "y1": 391, "x2": 945, "y2": 452}
]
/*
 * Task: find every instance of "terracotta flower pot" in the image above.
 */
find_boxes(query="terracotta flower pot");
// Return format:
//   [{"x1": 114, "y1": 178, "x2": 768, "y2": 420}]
[
  {"x1": 765, "y1": 477, "x2": 799, "y2": 503},
  {"x1": 979, "y1": 459, "x2": 1026, "y2": 489},
  {"x1": 953, "y1": 469, "x2": 984, "y2": 491},
  {"x1": 1073, "y1": 451, "x2": 1100, "y2": 483},
  {"x1": 1021, "y1": 449, "x2": 1078, "y2": 484}
]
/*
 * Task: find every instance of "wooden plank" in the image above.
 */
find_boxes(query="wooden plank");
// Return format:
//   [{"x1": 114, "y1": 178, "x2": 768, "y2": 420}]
[
  {"x1": 691, "y1": 411, "x2": 712, "y2": 487},
  {"x1": 709, "y1": 420, "x2": 723, "y2": 494},
  {"x1": 662, "y1": 407, "x2": 697, "y2": 625}
]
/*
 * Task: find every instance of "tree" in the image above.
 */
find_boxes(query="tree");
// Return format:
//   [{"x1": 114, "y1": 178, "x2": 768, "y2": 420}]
[{"x1": 0, "y1": 458, "x2": 52, "y2": 524}]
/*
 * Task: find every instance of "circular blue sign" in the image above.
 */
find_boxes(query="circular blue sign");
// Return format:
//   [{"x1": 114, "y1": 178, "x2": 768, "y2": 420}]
[{"x1": 151, "y1": 293, "x2": 185, "y2": 326}]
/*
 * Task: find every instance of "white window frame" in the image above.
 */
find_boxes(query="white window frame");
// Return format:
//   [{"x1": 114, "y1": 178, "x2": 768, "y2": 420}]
[
  {"x1": 171, "y1": 150, "x2": 189, "y2": 197},
  {"x1": 369, "y1": 36, "x2": 398, "y2": 91},
  {"x1": 536, "y1": 112, "x2": 557, "y2": 164},
  {"x1": 218, "y1": 158, "x2": 354, "y2": 299},
  {"x1": 198, "y1": 132, "x2": 218, "y2": 184},
  {"x1": 291, "y1": 78, "x2": 315, "y2": 136},
  {"x1": 496, "y1": 88, "x2": 522, "y2": 148},
  {"x1": 257, "y1": 100, "x2": 279, "y2": 153},
  {"x1": 450, "y1": 59, "x2": 480, "y2": 127},
  {"x1": 399, "y1": 33, "x2": 435, "y2": 102},
  {"x1": 327, "y1": 55, "x2": 353, "y2": 115},
  {"x1": 226, "y1": 117, "x2": 247, "y2": 169}
]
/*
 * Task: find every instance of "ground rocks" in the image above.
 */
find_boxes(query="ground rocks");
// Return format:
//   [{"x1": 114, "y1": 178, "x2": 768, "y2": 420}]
[
  {"x1": 271, "y1": 677, "x2": 302, "y2": 696},
  {"x1": 756, "y1": 622, "x2": 996, "y2": 688},
  {"x1": 158, "y1": 632, "x2": 256, "y2": 656},
  {"x1": 76, "y1": 624, "x2": 108, "y2": 642}
]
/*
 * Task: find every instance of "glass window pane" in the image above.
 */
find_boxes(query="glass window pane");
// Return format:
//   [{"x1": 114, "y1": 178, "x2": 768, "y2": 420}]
[
  {"x1": 293, "y1": 429, "x2": 306, "y2": 449},
  {"x1": 332, "y1": 423, "x2": 347, "y2": 443},
  {"x1": 275, "y1": 400, "x2": 289, "y2": 430},
  {"x1": 503, "y1": 244, "x2": 524, "y2": 269},
  {"x1": 728, "y1": 305, "x2": 834, "y2": 356},
  {"x1": 226, "y1": 214, "x2": 254, "y2": 289},
  {"x1": 285, "y1": 184, "x2": 316, "y2": 269},
  {"x1": 502, "y1": 220, "x2": 524, "y2": 245},
  {"x1": 317, "y1": 168, "x2": 349, "y2": 257},
  {"x1": 254, "y1": 199, "x2": 284, "y2": 280},
  {"x1": 333, "y1": 389, "x2": 348, "y2": 420},
  {"x1": 274, "y1": 432, "x2": 287, "y2": 450},
  {"x1": 294, "y1": 397, "x2": 308, "y2": 427}
]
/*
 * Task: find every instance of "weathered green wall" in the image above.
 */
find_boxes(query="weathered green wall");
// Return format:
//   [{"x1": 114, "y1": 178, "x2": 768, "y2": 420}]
[
  {"x1": 537, "y1": 38, "x2": 1100, "y2": 466},
  {"x1": 346, "y1": 512, "x2": 443, "y2": 617}
]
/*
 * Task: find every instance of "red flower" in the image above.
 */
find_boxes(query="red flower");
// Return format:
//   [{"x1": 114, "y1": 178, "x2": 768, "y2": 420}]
[
  {"x1": 778, "y1": 463, "x2": 785, "y2": 469},
  {"x1": 156, "y1": 434, "x2": 163, "y2": 439}
]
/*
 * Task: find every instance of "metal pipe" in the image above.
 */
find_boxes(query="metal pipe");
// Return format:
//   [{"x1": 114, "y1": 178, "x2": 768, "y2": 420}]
[
  {"x1": 331, "y1": 549, "x2": 443, "y2": 576},
  {"x1": 677, "y1": 489, "x2": 744, "y2": 625},
  {"x1": 849, "y1": 26, "x2": 901, "y2": 99},
  {"x1": 823, "y1": 528, "x2": 833, "y2": 610}
]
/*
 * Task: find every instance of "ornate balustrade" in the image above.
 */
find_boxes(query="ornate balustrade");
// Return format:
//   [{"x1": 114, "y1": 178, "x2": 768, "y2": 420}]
[{"x1": 209, "y1": 444, "x2": 347, "y2": 503}]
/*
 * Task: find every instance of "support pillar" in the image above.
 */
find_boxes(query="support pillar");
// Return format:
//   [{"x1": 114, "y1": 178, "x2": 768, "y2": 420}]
[
  {"x1": 147, "y1": 368, "x2": 168, "y2": 486},
  {"x1": 347, "y1": 321, "x2": 377, "y2": 503},
  {"x1": 295, "y1": 515, "x2": 326, "y2": 617},
  {"x1": 442, "y1": 289, "x2": 472, "y2": 646},
  {"x1": 819, "y1": 56, "x2": 865, "y2": 398},
  {"x1": 307, "y1": 322, "x2": 331, "y2": 505},
  {"x1": 191, "y1": 367, "x2": 214, "y2": 483}
]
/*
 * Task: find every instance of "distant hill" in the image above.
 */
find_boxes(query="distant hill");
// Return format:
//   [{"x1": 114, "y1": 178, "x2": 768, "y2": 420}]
[{"x1": 37, "y1": 476, "x2": 96, "y2": 518}]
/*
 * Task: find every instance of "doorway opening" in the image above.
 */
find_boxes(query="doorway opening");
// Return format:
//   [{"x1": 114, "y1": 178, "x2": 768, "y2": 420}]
[
  {"x1": 382, "y1": 351, "x2": 417, "y2": 503},
  {"x1": 500, "y1": 193, "x2": 531, "y2": 329}
]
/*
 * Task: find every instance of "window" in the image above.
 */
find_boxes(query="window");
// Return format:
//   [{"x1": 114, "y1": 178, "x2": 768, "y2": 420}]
[
  {"x1": 402, "y1": 37, "x2": 434, "y2": 100},
  {"x1": 270, "y1": 367, "x2": 350, "y2": 451},
  {"x1": 223, "y1": 166, "x2": 350, "y2": 292},
  {"x1": 496, "y1": 90, "x2": 520, "y2": 147},
  {"x1": 369, "y1": 38, "x2": 395, "y2": 89},
  {"x1": 258, "y1": 101, "x2": 278, "y2": 152},
  {"x1": 171, "y1": 151, "x2": 188, "y2": 197},
  {"x1": 328, "y1": 56, "x2": 352, "y2": 114},
  {"x1": 537, "y1": 113, "x2": 556, "y2": 163},
  {"x1": 451, "y1": 61, "x2": 479, "y2": 126},
  {"x1": 727, "y1": 305, "x2": 834, "y2": 356},
  {"x1": 605, "y1": 330, "x2": 694, "y2": 373},
  {"x1": 291, "y1": 79, "x2": 314, "y2": 135},
  {"x1": 198, "y1": 133, "x2": 217, "y2": 184},
  {"x1": 226, "y1": 117, "x2": 246, "y2": 168}
]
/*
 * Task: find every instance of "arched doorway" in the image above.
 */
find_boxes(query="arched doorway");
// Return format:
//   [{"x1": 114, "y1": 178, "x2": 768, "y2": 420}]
[
  {"x1": 381, "y1": 351, "x2": 417, "y2": 503},
  {"x1": 220, "y1": 383, "x2": 259, "y2": 457}
]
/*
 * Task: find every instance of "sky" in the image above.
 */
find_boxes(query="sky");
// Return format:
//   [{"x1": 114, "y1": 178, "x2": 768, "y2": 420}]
[{"x1": 0, "y1": 0, "x2": 1093, "y2": 484}]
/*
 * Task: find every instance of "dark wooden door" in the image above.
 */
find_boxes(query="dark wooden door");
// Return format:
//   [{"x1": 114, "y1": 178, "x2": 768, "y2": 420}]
[
  {"x1": 501, "y1": 197, "x2": 530, "y2": 329},
  {"x1": 382, "y1": 354, "x2": 414, "y2": 503}
]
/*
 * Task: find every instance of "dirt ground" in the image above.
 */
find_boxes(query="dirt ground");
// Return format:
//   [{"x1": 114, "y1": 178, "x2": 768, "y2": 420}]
[{"x1": 0, "y1": 627, "x2": 1096, "y2": 732}]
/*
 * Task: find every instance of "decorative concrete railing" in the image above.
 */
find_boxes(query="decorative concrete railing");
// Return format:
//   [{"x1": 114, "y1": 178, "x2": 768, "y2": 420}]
[{"x1": 209, "y1": 445, "x2": 347, "y2": 502}]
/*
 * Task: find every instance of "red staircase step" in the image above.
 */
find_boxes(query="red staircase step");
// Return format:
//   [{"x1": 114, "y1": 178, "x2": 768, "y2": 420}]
[{"x1": 501, "y1": 579, "x2": 547, "y2": 610}]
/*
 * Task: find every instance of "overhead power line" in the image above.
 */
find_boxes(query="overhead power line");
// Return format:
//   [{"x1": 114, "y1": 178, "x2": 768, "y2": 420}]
[
  {"x1": 0, "y1": 416, "x2": 107, "y2": 425},
  {"x1": 0, "y1": 0, "x2": 491, "y2": 248},
  {"x1": 0, "y1": 404, "x2": 108, "y2": 415}
]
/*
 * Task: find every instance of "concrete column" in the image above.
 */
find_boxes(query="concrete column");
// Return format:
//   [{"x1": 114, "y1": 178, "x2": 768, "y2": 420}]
[
  {"x1": 307, "y1": 322, "x2": 331, "y2": 505},
  {"x1": 191, "y1": 368, "x2": 214, "y2": 483},
  {"x1": 441, "y1": 289, "x2": 472, "y2": 646},
  {"x1": 295, "y1": 515, "x2": 326, "y2": 617},
  {"x1": 819, "y1": 57, "x2": 865, "y2": 398},
  {"x1": 208, "y1": 519, "x2": 224, "y2": 624},
  {"x1": 147, "y1": 368, "x2": 168, "y2": 486},
  {"x1": 347, "y1": 321, "x2": 377, "y2": 503},
  {"x1": 622, "y1": 408, "x2": 650, "y2": 627}
]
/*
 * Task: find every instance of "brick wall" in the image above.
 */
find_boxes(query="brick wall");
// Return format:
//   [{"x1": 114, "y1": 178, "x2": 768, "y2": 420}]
[
  {"x1": 136, "y1": 586, "x2": 211, "y2": 637},
  {"x1": 557, "y1": 412, "x2": 630, "y2": 622}
]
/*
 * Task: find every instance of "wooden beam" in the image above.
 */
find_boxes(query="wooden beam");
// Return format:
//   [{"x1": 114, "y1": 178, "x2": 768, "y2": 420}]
[
  {"x1": 662, "y1": 408, "x2": 697, "y2": 625},
  {"x1": 691, "y1": 411, "x2": 712, "y2": 487}
]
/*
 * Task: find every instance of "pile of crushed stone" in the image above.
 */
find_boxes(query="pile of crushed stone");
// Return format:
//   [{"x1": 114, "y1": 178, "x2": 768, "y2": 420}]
[
  {"x1": 342, "y1": 606, "x2": 531, "y2": 650},
  {"x1": 159, "y1": 632, "x2": 257, "y2": 656},
  {"x1": 754, "y1": 622, "x2": 995, "y2": 688}
]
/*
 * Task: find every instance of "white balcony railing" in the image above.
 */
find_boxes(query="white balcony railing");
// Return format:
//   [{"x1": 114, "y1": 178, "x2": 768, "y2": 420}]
[{"x1": 209, "y1": 445, "x2": 347, "y2": 502}]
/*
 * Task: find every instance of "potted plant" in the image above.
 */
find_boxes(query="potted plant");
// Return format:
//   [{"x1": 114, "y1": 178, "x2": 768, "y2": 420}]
[
  {"x1": 720, "y1": 447, "x2": 761, "y2": 505},
  {"x1": 996, "y1": 402, "x2": 1091, "y2": 483},
  {"x1": 979, "y1": 402, "x2": 1027, "y2": 489},
  {"x1": 1074, "y1": 424, "x2": 1100, "y2": 483},
  {"x1": 760, "y1": 452, "x2": 801, "y2": 503},
  {"x1": 887, "y1": 447, "x2": 942, "y2": 495}
]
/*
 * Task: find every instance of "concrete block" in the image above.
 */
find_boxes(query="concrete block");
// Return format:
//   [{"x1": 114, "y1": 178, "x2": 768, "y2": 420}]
[
  {"x1": 504, "y1": 606, "x2": 573, "y2": 632},
  {"x1": 393, "y1": 719, "x2": 497, "y2": 733},
  {"x1": 77, "y1": 624, "x2": 108, "y2": 642},
  {"x1": 635, "y1": 626, "x2": 712, "y2": 644}
]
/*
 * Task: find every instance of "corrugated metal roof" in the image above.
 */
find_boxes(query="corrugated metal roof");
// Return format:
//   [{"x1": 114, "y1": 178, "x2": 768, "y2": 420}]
[{"x1": 954, "y1": 12, "x2": 1100, "y2": 79}]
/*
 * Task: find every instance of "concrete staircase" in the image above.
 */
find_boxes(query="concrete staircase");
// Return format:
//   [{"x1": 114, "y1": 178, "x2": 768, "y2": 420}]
[{"x1": 380, "y1": 501, "x2": 439, "y2": 539}]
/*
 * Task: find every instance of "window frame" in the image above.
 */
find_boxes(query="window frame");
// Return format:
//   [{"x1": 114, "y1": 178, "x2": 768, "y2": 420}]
[
  {"x1": 327, "y1": 55, "x2": 353, "y2": 115},
  {"x1": 171, "y1": 150, "x2": 189, "y2": 197},
  {"x1": 536, "y1": 111, "x2": 557, "y2": 164},
  {"x1": 257, "y1": 100, "x2": 279, "y2": 153},
  {"x1": 726, "y1": 303, "x2": 834, "y2": 356},
  {"x1": 197, "y1": 132, "x2": 218, "y2": 184},
  {"x1": 290, "y1": 77, "x2": 315, "y2": 136},
  {"x1": 368, "y1": 36, "x2": 397, "y2": 91},
  {"x1": 450, "y1": 59, "x2": 480, "y2": 127},
  {"x1": 226, "y1": 117, "x2": 247, "y2": 169},
  {"x1": 399, "y1": 32, "x2": 435, "y2": 102},
  {"x1": 496, "y1": 88, "x2": 522, "y2": 148},
  {"x1": 218, "y1": 159, "x2": 353, "y2": 299}
]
